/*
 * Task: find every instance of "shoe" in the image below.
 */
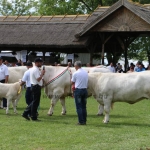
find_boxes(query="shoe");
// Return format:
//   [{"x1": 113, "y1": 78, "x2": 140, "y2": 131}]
[
  {"x1": 76, "y1": 122, "x2": 86, "y2": 125},
  {"x1": 31, "y1": 119, "x2": 41, "y2": 122},
  {"x1": 36, "y1": 112, "x2": 39, "y2": 117},
  {"x1": 22, "y1": 114, "x2": 30, "y2": 120}
]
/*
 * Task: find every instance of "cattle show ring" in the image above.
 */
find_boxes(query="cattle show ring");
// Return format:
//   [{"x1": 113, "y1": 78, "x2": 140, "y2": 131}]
[{"x1": 0, "y1": 0, "x2": 150, "y2": 150}]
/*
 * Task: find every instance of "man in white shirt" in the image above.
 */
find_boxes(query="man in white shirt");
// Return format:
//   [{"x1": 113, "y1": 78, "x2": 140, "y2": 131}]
[
  {"x1": 71, "y1": 61, "x2": 88, "y2": 125},
  {"x1": 107, "y1": 62, "x2": 116, "y2": 73},
  {"x1": 22, "y1": 58, "x2": 45, "y2": 121},
  {"x1": 0, "y1": 57, "x2": 9, "y2": 109},
  {"x1": 20, "y1": 62, "x2": 33, "y2": 106}
]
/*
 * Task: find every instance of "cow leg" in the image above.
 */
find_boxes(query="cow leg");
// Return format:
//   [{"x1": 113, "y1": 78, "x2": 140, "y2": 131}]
[
  {"x1": 15, "y1": 94, "x2": 21, "y2": 107},
  {"x1": 97, "y1": 104, "x2": 104, "y2": 116},
  {"x1": 12, "y1": 100, "x2": 17, "y2": 114},
  {"x1": 47, "y1": 97, "x2": 59, "y2": 116},
  {"x1": 47, "y1": 88, "x2": 64, "y2": 116},
  {"x1": 103, "y1": 98, "x2": 112, "y2": 123},
  {"x1": 6, "y1": 98, "x2": 11, "y2": 114},
  {"x1": 60, "y1": 97, "x2": 66, "y2": 115}
]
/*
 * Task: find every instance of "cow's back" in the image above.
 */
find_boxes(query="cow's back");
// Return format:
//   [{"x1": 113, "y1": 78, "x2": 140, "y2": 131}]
[
  {"x1": 88, "y1": 72, "x2": 150, "y2": 103},
  {"x1": 8, "y1": 66, "x2": 27, "y2": 83}
]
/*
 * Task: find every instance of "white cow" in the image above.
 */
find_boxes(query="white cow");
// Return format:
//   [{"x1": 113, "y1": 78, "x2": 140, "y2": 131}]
[
  {"x1": 0, "y1": 66, "x2": 27, "y2": 108},
  {"x1": 88, "y1": 72, "x2": 150, "y2": 123},
  {"x1": 0, "y1": 82, "x2": 22, "y2": 114},
  {"x1": 43, "y1": 66, "x2": 111, "y2": 116},
  {"x1": 8, "y1": 66, "x2": 27, "y2": 83}
]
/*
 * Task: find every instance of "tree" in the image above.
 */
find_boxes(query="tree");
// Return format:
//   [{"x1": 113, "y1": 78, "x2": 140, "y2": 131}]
[
  {"x1": 128, "y1": 37, "x2": 150, "y2": 63},
  {"x1": 132, "y1": 0, "x2": 150, "y2": 4},
  {"x1": 38, "y1": 0, "x2": 119, "y2": 15},
  {"x1": 0, "y1": 0, "x2": 38, "y2": 16}
]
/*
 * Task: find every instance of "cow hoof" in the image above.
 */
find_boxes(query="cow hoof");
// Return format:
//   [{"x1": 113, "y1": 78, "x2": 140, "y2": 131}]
[
  {"x1": 47, "y1": 113, "x2": 53, "y2": 116},
  {"x1": 61, "y1": 113, "x2": 66, "y2": 115},
  {"x1": 103, "y1": 120, "x2": 109, "y2": 124},
  {"x1": 97, "y1": 113, "x2": 103, "y2": 116}
]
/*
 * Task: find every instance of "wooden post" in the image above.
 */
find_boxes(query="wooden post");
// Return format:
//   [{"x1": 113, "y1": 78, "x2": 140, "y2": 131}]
[
  {"x1": 43, "y1": 51, "x2": 46, "y2": 62},
  {"x1": 99, "y1": 33, "x2": 114, "y2": 65},
  {"x1": 124, "y1": 45, "x2": 128, "y2": 72},
  {"x1": 101, "y1": 43, "x2": 105, "y2": 65},
  {"x1": 90, "y1": 52, "x2": 93, "y2": 65}
]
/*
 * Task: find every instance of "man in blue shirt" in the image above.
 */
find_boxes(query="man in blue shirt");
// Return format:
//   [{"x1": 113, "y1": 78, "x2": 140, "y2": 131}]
[
  {"x1": 136, "y1": 64, "x2": 145, "y2": 72},
  {"x1": 71, "y1": 61, "x2": 88, "y2": 125}
]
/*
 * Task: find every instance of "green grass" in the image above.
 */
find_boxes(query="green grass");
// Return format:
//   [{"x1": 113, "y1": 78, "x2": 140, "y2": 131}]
[{"x1": 0, "y1": 89, "x2": 150, "y2": 150}]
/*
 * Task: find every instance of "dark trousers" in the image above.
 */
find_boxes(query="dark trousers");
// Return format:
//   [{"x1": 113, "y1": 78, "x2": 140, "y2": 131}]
[
  {"x1": 25, "y1": 87, "x2": 33, "y2": 106},
  {"x1": 74, "y1": 89, "x2": 88, "y2": 124},
  {"x1": 23, "y1": 85, "x2": 41, "y2": 120},
  {"x1": 0, "y1": 79, "x2": 7, "y2": 107}
]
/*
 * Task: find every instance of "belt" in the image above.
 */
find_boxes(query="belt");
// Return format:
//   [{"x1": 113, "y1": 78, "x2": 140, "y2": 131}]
[
  {"x1": 76, "y1": 88, "x2": 87, "y2": 90},
  {"x1": 31, "y1": 84, "x2": 41, "y2": 87},
  {"x1": 0, "y1": 79, "x2": 5, "y2": 82}
]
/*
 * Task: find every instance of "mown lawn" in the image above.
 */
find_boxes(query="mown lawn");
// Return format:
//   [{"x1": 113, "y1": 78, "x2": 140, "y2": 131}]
[{"x1": 0, "y1": 89, "x2": 150, "y2": 150}]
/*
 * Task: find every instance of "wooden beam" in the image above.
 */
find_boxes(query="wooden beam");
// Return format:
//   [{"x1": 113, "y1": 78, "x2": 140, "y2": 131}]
[{"x1": 99, "y1": 33, "x2": 114, "y2": 65}]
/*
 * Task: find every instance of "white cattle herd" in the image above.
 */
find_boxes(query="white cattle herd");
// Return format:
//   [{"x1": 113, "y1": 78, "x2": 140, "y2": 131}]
[{"x1": 0, "y1": 65, "x2": 149, "y2": 124}]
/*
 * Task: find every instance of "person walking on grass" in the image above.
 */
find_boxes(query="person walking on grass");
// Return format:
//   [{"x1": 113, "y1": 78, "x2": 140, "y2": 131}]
[
  {"x1": 20, "y1": 62, "x2": 33, "y2": 106},
  {"x1": 22, "y1": 58, "x2": 45, "y2": 121},
  {"x1": 0, "y1": 56, "x2": 9, "y2": 109},
  {"x1": 71, "y1": 61, "x2": 88, "y2": 125}
]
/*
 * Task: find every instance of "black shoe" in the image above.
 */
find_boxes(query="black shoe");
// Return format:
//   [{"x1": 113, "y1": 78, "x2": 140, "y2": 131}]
[
  {"x1": 76, "y1": 122, "x2": 86, "y2": 125},
  {"x1": 31, "y1": 119, "x2": 41, "y2": 122},
  {"x1": 22, "y1": 114, "x2": 30, "y2": 120}
]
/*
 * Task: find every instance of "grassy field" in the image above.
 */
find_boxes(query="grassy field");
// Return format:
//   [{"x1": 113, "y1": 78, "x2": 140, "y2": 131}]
[{"x1": 0, "y1": 90, "x2": 150, "y2": 150}]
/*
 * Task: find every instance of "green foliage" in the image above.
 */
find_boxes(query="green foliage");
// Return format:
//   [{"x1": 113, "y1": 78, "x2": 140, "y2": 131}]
[
  {"x1": 38, "y1": 0, "x2": 119, "y2": 15},
  {"x1": 0, "y1": 0, "x2": 38, "y2": 15},
  {"x1": 128, "y1": 37, "x2": 150, "y2": 62},
  {"x1": 132, "y1": 0, "x2": 150, "y2": 4}
]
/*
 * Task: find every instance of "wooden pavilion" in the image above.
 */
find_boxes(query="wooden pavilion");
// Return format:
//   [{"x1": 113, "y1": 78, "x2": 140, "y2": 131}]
[{"x1": 0, "y1": 0, "x2": 150, "y2": 70}]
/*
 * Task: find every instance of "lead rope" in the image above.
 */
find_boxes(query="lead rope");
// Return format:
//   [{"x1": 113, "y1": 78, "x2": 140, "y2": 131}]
[{"x1": 44, "y1": 67, "x2": 69, "y2": 87}]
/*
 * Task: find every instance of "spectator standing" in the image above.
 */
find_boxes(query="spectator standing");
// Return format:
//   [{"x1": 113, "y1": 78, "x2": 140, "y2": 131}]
[
  {"x1": 22, "y1": 58, "x2": 45, "y2": 121},
  {"x1": 127, "y1": 66, "x2": 134, "y2": 73},
  {"x1": 4, "y1": 60, "x2": 11, "y2": 67},
  {"x1": 20, "y1": 62, "x2": 33, "y2": 106},
  {"x1": 134, "y1": 62, "x2": 140, "y2": 72},
  {"x1": 116, "y1": 63, "x2": 121, "y2": 72},
  {"x1": 11, "y1": 62, "x2": 18, "y2": 67},
  {"x1": 136, "y1": 64, "x2": 145, "y2": 72},
  {"x1": 71, "y1": 61, "x2": 88, "y2": 125},
  {"x1": 16, "y1": 59, "x2": 22, "y2": 66},
  {"x1": 117, "y1": 65, "x2": 124, "y2": 73},
  {"x1": 0, "y1": 57, "x2": 9, "y2": 109},
  {"x1": 107, "y1": 62, "x2": 116, "y2": 73}
]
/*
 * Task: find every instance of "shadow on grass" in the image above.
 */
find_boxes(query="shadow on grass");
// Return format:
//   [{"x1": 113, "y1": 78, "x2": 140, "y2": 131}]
[{"x1": 36, "y1": 113, "x2": 150, "y2": 128}]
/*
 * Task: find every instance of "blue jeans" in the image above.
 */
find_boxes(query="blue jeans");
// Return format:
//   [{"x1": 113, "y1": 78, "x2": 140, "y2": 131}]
[
  {"x1": 74, "y1": 88, "x2": 88, "y2": 124},
  {"x1": 25, "y1": 87, "x2": 33, "y2": 106}
]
